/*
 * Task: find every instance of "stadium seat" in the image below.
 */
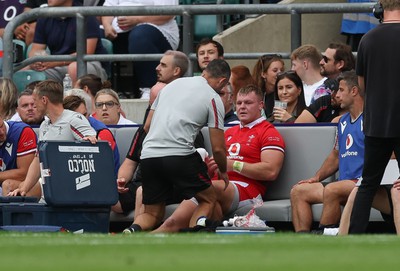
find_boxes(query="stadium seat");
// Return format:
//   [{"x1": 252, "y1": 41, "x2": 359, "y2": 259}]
[
  {"x1": 101, "y1": 38, "x2": 113, "y2": 79},
  {"x1": 12, "y1": 70, "x2": 46, "y2": 92},
  {"x1": 13, "y1": 39, "x2": 27, "y2": 63},
  {"x1": 101, "y1": 38, "x2": 113, "y2": 55},
  {"x1": 180, "y1": 0, "x2": 242, "y2": 42}
]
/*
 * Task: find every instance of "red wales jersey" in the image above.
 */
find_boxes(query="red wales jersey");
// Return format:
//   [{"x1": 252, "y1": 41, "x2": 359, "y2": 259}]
[{"x1": 223, "y1": 118, "x2": 285, "y2": 195}]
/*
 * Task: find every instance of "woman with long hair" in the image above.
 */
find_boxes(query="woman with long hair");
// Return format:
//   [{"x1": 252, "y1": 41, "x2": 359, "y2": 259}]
[
  {"x1": 270, "y1": 71, "x2": 306, "y2": 123},
  {"x1": 252, "y1": 54, "x2": 285, "y2": 117}
]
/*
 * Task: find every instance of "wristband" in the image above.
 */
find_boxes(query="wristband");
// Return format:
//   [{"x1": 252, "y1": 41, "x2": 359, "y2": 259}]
[{"x1": 233, "y1": 161, "x2": 244, "y2": 173}]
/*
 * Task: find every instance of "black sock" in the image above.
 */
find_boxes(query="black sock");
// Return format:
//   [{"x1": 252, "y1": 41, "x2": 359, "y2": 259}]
[{"x1": 130, "y1": 224, "x2": 142, "y2": 232}]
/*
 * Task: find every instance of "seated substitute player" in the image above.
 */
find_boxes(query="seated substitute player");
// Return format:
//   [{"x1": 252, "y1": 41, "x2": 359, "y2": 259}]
[
  {"x1": 290, "y1": 71, "x2": 364, "y2": 233},
  {"x1": 0, "y1": 115, "x2": 38, "y2": 196}
]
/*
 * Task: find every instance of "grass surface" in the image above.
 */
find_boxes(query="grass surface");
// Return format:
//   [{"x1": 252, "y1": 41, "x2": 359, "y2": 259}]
[{"x1": 1, "y1": 232, "x2": 399, "y2": 271}]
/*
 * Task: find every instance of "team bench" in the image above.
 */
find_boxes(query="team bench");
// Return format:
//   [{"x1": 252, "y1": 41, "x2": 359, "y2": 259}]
[{"x1": 106, "y1": 123, "x2": 389, "y2": 231}]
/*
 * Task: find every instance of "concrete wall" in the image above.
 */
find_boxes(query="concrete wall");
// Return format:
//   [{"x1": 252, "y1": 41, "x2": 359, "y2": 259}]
[
  {"x1": 213, "y1": 0, "x2": 347, "y2": 71},
  {"x1": 120, "y1": 99, "x2": 148, "y2": 124}
]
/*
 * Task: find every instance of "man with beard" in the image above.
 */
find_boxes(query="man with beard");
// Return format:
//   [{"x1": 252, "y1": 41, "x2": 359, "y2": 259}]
[{"x1": 295, "y1": 42, "x2": 355, "y2": 123}]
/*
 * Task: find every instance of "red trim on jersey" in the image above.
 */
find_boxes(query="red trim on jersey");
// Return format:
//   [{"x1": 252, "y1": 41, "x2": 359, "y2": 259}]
[
  {"x1": 211, "y1": 98, "x2": 219, "y2": 128},
  {"x1": 70, "y1": 125, "x2": 84, "y2": 138},
  {"x1": 314, "y1": 105, "x2": 329, "y2": 118},
  {"x1": 0, "y1": 50, "x2": 3, "y2": 57},
  {"x1": 128, "y1": 131, "x2": 140, "y2": 156}
]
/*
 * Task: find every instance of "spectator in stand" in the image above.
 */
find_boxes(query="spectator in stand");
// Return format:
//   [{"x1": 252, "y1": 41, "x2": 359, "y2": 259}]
[
  {"x1": 0, "y1": 78, "x2": 18, "y2": 120},
  {"x1": 252, "y1": 54, "x2": 285, "y2": 118},
  {"x1": 320, "y1": 42, "x2": 356, "y2": 80},
  {"x1": 74, "y1": 74, "x2": 112, "y2": 119},
  {"x1": 94, "y1": 88, "x2": 136, "y2": 125},
  {"x1": 14, "y1": 0, "x2": 102, "y2": 46},
  {"x1": 296, "y1": 42, "x2": 355, "y2": 123},
  {"x1": 295, "y1": 80, "x2": 344, "y2": 123},
  {"x1": 0, "y1": 115, "x2": 38, "y2": 196},
  {"x1": 269, "y1": 71, "x2": 306, "y2": 123},
  {"x1": 101, "y1": 0, "x2": 180, "y2": 99},
  {"x1": 291, "y1": 44, "x2": 330, "y2": 106},
  {"x1": 290, "y1": 71, "x2": 364, "y2": 233},
  {"x1": 28, "y1": 0, "x2": 107, "y2": 84},
  {"x1": 10, "y1": 89, "x2": 45, "y2": 125},
  {"x1": 151, "y1": 85, "x2": 285, "y2": 233},
  {"x1": 230, "y1": 65, "x2": 256, "y2": 104},
  {"x1": 195, "y1": 38, "x2": 224, "y2": 72},
  {"x1": 0, "y1": 0, "x2": 24, "y2": 39},
  {"x1": 12, "y1": 0, "x2": 48, "y2": 46},
  {"x1": 219, "y1": 83, "x2": 239, "y2": 125}
]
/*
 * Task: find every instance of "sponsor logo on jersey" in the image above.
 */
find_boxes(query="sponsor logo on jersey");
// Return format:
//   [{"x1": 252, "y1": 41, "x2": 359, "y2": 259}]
[
  {"x1": 341, "y1": 134, "x2": 358, "y2": 158},
  {"x1": 5, "y1": 142, "x2": 13, "y2": 156},
  {"x1": 340, "y1": 120, "x2": 347, "y2": 133},
  {"x1": 227, "y1": 143, "x2": 244, "y2": 160},
  {"x1": 346, "y1": 134, "x2": 353, "y2": 150}
]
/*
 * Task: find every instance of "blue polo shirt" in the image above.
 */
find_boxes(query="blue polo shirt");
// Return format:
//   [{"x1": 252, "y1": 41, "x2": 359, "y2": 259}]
[{"x1": 33, "y1": 13, "x2": 106, "y2": 56}]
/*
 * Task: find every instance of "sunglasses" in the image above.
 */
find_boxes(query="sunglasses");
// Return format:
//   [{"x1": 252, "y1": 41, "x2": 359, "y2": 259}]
[
  {"x1": 322, "y1": 55, "x2": 331, "y2": 63},
  {"x1": 277, "y1": 70, "x2": 296, "y2": 77},
  {"x1": 95, "y1": 101, "x2": 118, "y2": 109}
]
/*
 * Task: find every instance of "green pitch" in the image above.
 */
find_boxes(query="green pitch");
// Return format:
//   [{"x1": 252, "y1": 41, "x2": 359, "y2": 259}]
[{"x1": 1, "y1": 232, "x2": 399, "y2": 271}]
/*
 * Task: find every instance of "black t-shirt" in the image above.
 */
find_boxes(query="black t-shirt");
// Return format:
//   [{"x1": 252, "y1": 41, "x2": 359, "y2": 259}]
[
  {"x1": 305, "y1": 94, "x2": 339, "y2": 123},
  {"x1": 25, "y1": 0, "x2": 48, "y2": 9},
  {"x1": 357, "y1": 23, "x2": 400, "y2": 137},
  {"x1": 264, "y1": 92, "x2": 275, "y2": 118},
  {"x1": 25, "y1": 0, "x2": 83, "y2": 8}
]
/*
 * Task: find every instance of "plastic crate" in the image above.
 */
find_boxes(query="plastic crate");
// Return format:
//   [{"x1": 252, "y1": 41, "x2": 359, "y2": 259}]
[{"x1": 0, "y1": 203, "x2": 110, "y2": 233}]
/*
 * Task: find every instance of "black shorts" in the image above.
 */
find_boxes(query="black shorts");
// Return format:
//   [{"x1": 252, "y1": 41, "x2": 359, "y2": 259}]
[
  {"x1": 140, "y1": 152, "x2": 211, "y2": 205},
  {"x1": 118, "y1": 181, "x2": 141, "y2": 213}
]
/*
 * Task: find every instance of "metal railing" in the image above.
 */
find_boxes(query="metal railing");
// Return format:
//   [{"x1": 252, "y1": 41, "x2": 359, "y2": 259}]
[{"x1": 2, "y1": 3, "x2": 375, "y2": 78}]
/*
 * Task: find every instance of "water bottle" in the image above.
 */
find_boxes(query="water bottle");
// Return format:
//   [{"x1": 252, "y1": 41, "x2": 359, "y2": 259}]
[{"x1": 63, "y1": 73, "x2": 72, "y2": 96}]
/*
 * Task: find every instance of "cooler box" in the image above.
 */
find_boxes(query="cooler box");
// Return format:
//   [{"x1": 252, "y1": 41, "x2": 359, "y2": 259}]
[
  {"x1": 0, "y1": 197, "x2": 39, "y2": 226},
  {"x1": 0, "y1": 196, "x2": 38, "y2": 203},
  {"x1": 38, "y1": 140, "x2": 118, "y2": 207},
  {"x1": 0, "y1": 203, "x2": 110, "y2": 233}
]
